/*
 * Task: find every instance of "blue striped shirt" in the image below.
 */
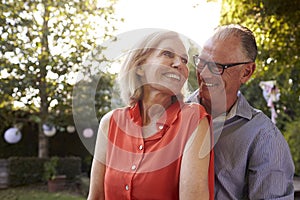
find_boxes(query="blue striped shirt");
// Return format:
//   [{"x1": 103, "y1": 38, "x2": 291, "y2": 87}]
[{"x1": 188, "y1": 90, "x2": 295, "y2": 199}]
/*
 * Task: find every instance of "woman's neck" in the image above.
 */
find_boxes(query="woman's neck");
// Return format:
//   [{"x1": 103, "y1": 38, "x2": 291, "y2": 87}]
[{"x1": 139, "y1": 91, "x2": 173, "y2": 126}]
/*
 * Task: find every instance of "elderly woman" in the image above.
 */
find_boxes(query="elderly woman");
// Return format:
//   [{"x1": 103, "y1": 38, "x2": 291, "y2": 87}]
[{"x1": 88, "y1": 30, "x2": 214, "y2": 200}]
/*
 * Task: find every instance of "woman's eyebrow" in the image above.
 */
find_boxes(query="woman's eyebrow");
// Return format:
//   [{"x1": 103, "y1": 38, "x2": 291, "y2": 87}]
[{"x1": 159, "y1": 47, "x2": 188, "y2": 59}]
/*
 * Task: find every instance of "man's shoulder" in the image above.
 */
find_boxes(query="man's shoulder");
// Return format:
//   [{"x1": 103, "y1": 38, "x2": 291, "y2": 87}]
[
  {"x1": 230, "y1": 93, "x2": 282, "y2": 136},
  {"x1": 237, "y1": 92, "x2": 269, "y2": 120}
]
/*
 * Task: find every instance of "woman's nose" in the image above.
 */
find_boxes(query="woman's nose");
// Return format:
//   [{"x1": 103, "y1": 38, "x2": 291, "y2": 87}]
[{"x1": 171, "y1": 56, "x2": 183, "y2": 68}]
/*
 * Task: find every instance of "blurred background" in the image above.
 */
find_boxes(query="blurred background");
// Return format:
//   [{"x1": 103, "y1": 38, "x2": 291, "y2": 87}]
[{"x1": 0, "y1": 0, "x2": 299, "y2": 199}]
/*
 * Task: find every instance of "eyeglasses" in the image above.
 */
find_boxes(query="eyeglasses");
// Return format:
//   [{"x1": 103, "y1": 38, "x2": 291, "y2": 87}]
[{"x1": 193, "y1": 55, "x2": 253, "y2": 75}]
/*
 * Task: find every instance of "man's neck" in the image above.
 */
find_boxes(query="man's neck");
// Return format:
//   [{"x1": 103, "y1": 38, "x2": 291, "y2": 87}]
[{"x1": 198, "y1": 96, "x2": 238, "y2": 120}]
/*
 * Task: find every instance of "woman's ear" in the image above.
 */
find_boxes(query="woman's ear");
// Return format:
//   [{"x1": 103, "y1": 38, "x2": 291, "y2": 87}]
[
  {"x1": 136, "y1": 66, "x2": 144, "y2": 76},
  {"x1": 241, "y1": 62, "x2": 256, "y2": 84}
]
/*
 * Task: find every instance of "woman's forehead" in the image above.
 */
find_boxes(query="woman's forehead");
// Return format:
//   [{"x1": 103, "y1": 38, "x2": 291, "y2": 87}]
[{"x1": 156, "y1": 38, "x2": 187, "y2": 55}]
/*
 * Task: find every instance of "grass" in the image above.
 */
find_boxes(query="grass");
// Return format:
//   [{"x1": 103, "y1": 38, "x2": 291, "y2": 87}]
[{"x1": 0, "y1": 182, "x2": 87, "y2": 200}]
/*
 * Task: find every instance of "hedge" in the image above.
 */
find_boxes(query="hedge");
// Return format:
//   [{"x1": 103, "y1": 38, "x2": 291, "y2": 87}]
[{"x1": 7, "y1": 156, "x2": 81, "y2": 187}]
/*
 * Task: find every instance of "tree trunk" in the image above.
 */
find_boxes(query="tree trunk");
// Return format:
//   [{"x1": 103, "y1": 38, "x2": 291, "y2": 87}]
[
  {"x1": 38, "y1": 123, "x2": 48, "y2": 158},
  {"x1": 38, "y1": 0, "x2": 50, "y2": 158}
]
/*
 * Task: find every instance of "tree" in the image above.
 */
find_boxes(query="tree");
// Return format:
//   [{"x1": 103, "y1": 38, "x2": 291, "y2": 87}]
[{"x1": 0, "y1": 0, "x2": 121, "y2": 158}]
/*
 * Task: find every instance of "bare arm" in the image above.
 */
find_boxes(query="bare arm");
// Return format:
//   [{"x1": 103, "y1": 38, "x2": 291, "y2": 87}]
[
  {"x1": 87, "y1": 111, "x2": 112, "y2": 200},
  {"x1": 87, "y1": 159, "x2": 106, "y2": 200},
  {"x1": 180, "y1": 117, "x2": 211, "y2": 200}
]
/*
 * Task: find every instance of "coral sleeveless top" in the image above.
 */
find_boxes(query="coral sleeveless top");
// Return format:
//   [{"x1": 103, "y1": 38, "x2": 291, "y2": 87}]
[{"x1": 104, "y1": 101, "x2": 214, "y2": 199}]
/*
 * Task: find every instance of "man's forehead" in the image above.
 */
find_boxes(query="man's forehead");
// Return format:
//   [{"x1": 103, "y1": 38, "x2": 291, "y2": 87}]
[
  {"x1": 199, "y1": 40, "x2": 219, "y2": 59},
  {"x1": 202, "y1": 37, "x2": 221, "y2": 51},
  {"x1": 200, "y1": 37, "x2": 241, "y2": 61}
]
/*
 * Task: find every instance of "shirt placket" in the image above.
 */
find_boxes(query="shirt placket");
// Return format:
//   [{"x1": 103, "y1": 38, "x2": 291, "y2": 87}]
[{"x1": 123, "y1": 135, "x2": 145, "y2": 199}]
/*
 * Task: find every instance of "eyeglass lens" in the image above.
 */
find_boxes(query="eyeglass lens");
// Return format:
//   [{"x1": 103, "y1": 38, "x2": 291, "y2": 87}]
[{"x1": 194, "y1": 57, "x2": 223, "y2": 75}]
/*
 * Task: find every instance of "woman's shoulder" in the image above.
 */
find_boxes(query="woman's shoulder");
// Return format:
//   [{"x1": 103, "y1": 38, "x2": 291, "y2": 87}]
[
  {"x1": 183, "y1": 101, "x2": 204, "y2": 108},
  {"x1": 99, "y1": 106, "x2": 131, "y2": 126},
  {"x1": 179, "y1": 102, "x2": 210, "y2": 123},
  {"x1": 182, "y1": 102, "x2": 207, "y2": 114},
  {"x1": 98, "y1": 111, "x2": 114, "y2": 135}
]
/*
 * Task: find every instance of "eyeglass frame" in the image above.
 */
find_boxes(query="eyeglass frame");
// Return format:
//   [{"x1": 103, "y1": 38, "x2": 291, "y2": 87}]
[{"x1": 193, "y1": 55, "x2": 253, "y2": 75}]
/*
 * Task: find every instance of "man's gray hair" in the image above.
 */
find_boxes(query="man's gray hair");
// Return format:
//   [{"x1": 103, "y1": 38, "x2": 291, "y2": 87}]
[{"x1": 212, "y1": 24, "x2": 257, "y2": 61}]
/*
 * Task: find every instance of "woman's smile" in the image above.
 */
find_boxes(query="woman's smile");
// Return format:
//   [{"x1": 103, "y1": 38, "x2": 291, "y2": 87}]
[{"x1": 163, "y1": 72, "x2": 181, "y2": 81}]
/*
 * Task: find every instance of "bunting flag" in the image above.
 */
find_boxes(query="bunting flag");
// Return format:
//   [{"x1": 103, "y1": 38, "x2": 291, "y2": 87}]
[{"x1": 259, "y1": 80, "x2": 280, "y2": 124}]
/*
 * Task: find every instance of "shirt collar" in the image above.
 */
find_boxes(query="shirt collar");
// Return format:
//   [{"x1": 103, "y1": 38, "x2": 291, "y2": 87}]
[
  {"x1": 216, "y1": 91, "x2": 252, "y2": 121},
  {"x1": 129, "y1": 102, "x2": 143, "y2": 126},
  {"x1": 129, "y1": 100, "x2": 182, "y2": 128},
  {"x1": 129, "y1": 101, "x2": 183, "y2": 141},
  {"x1": 188, "y1": 90, "x2": 252, "y2": 122},
  {"x1": 234, "y1": 92, "x2": 252, "y2": 120}
]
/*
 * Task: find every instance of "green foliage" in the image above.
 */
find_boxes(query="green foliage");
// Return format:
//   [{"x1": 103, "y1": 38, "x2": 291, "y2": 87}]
[
  {"x1": 0, "y1": 0, "x2": 120, "y2": 157},
  {"x1": 7, "y1": 157, "x2": 81, "y2": 186},
  {"x1": 284, "y1": 119, "x2": 300, "y2": 175},
  {"x1": 43, "y1": 156, "x2": 59, "y2": 181},
  {"x1": 43, "y1": 156, "x2": 82, "y2": 181},
  {"x1": 187, "y1": 40, "x2": 200, "y2": 92},
  {"x1": 8, "y1": 157, "x2": 47, "y2": 186},
  {"x1": 57, "y1": 157, "x2": 81, "y2": 180},
  {"x1": 0, "y1": 185, "x2": 85, "y2": 200},
  {"x1": 43, "y1": 156, "x2": 81, "y2": 180}
]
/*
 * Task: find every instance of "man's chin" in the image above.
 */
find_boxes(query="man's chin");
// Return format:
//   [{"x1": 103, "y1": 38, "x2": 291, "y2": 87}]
[{"x1": 199, "y1": 95, "x2": 226, "y2": 117}]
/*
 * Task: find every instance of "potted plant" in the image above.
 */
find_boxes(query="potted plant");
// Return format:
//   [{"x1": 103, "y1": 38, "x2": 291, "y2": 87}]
[{"x1": 43, "y1": 156, "x2": 66, "y2": 192}]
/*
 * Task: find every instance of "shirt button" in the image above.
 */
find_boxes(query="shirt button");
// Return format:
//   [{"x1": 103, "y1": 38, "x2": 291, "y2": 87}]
[
  {"x1": 158, "y1": 125, "x2": 164, "y2": 130},
  {"x1": 139, "y1": 144, "x2": 143, "y2": 150},
  {"x1": 125, "y1": 185, "x2": 129, "y2": 191},
  {"x1": 131, "y1": 164, "x2": 136, "y2": 171}
]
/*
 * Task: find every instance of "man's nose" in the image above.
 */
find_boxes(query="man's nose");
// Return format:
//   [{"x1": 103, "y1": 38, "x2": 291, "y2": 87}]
[{"x1": 199, "y1": 65, "x2": 212, "y2": 77}]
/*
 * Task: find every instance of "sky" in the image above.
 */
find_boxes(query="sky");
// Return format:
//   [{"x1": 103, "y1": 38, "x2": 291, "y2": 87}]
[
  {"x1": 99, "y1": 0, "x2": 222, "y2": 73},
  {"x1": 113, "y1": 0, "x2": 222, "y2": 46}
]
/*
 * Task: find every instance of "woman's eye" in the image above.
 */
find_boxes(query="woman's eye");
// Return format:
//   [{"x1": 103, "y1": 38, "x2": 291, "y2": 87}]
[
  {"x1": 161, "y1": 50, "x2": 188, "y2": 64},
  {"x1": 162, "y1": 50, "x2": 174, "y2": 58},
  {"x1": 181, "y1": 58, "x2": 188, "y2": 64}
]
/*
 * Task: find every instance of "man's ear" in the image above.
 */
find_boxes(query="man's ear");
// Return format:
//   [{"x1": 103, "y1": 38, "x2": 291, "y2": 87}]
[{"x1": 241, "y1": 63, "x2": 256, "y2": 83}]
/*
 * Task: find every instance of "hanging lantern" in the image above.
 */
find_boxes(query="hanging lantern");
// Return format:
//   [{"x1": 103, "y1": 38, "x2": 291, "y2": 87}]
[
  {"x1": 4, "y1": 127, "x2": 22, "y2": 144},
  {"x1": 83, "y1": 128, "x2": 94, "y2": 138},
  {"x1": 66, "y1": 125, "x2": 75, "y2": 133},
  {"x1": 43, "y1": 124, "x2": 56, "y2": 137}
]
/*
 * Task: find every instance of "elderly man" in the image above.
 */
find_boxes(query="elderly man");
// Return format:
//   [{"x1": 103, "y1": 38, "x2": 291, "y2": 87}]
[{"x1": 188, "y1": 24, "x2": 294, "y2": 199}]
